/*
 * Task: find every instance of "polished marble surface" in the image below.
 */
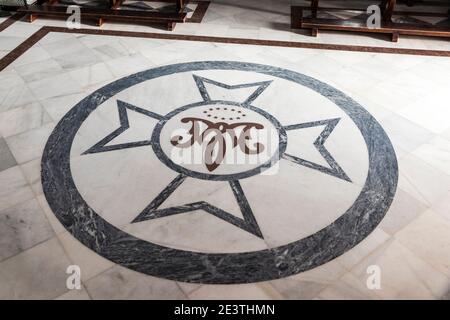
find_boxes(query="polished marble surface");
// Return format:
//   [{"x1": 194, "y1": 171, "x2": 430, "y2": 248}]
[
  {"x1": 0, "y1": 137, "x2": 16, "y2": 172},
  {"x1": 0, "y1": 0, "x2": 449, "y2": 300}
]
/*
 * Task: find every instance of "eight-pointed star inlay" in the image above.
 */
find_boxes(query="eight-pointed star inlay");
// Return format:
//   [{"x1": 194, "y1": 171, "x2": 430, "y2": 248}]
[{"x1": 82, "y1": 75, "x2": 352, "y2": 239}]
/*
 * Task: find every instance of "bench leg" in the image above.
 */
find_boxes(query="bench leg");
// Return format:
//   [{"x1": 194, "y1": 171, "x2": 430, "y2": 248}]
[
  {"x1": 176, "y1": 0, "x2": 184, "y2": 13},
  {"x1": 311, "y1": 27, "x2": 318, "y2": 37},
  {"x1": 290, "y1": 6, "x2": 303, "y2": 29},
  {"x1": 167, "y1": 22, "x2": 176, "y2": 31},
  {"x1": 27, "y1": 14, "x2": 38, "y2": 23},
  {"x1": 391, "y1": 31, "x2": 399, "y2": 42},
  {"x1": 311, "y1": 0, "x2": 319, "y2": 18}
]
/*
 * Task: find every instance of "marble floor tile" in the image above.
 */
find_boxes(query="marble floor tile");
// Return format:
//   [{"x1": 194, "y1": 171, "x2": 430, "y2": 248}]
[
  {"x1": 264, "y1": 46, "x2": 319, "y2": 65},
  {"x1": 408, "y1": 60, "x2": 450, "y2": 88},
  {"x1": 396, "y1": 87, "x2": 450, "y2": 135},
  {"x1": 140, "y1": 47, "x2": 190, "y2": 67},
  {"x1": 0, "y1": 65, "x2": 15, "y2": 77},
  {"x1": 114, "y1": 37, "x2": 166, "y2": 54},
  {"x1": 0, "y1": 199, "x2": 54, "y2": 262},
  {"x1": 0, "y1": 166, "x2": 34, "y2": 212},
  {"x1": 27, "y1": 73, "x2": 83, "y2": 101},
  {"x1": 0, "y1": 70, "x2": 37, "y2": 113},
  {"x1": 378, "y1": 189, "x2": 428, "y2": 236},
  {"x1": 78, "y1": 34, "x2": 131, "y2": 49},
  {"x1": 40, "y1": 92, "x2": 88, "y2": 122},
  {"x1": 0, "y1": 137, "x2": 17, "y2": 172},
  {"x1": 13, "y1": 44, "x2": 53, "y2": 67},
  {"x1": 177, "y1": 282, "x2": 202, "y2": 296},
  {"x1": 226, "y1": 26, "x2": 260, "y2": 39},
  {"x1": 188, "y1": 283, "x2": 283, "y2": 300},
  {"x1": 0, "y1": 22, "x2": 41, "y2": 38},
  {"x1": 443, "y1": 127, "x2": 450, "y2": 143},
  {"x1": 57, "y1": 232, "x2": 114, "y2": 282},
  {"x1": 268, "y1": 259, "x2": 348, "y2": 299},
  {"x1": 104, "y1": 53, "x2": 153, "y2": 78},
  {"x1": 371, "y1": 53, "x2": 429, "y2": 71},
  {"x1": 5, "y1": 123, "x2": 55, "y2": 164},
  {"x1": 36, "y1": 194, "x2": 66, "y2": 235},
  {"x1": 0, "y1": 237, "x2": 72, "y2": 299},
  {"x1": 350, "y1": 55, "x2": 405, "y2": 82},
  {"x1": 194, "y1": 23, "x2": 230, "y2": 37},
  {"x1": 350, "y1": 239, "x2": 449, "y2": 299},
  {"x1": 367, "y1": 71, "x2": 439, "y2": 115},
  {"x1": 325, "y1": 66, "x2": 382, "y2": 99},
  {"x1": 0, "y1": 102, "x2": 52, "y2": 138},
  {"x1": 54, "y1": 48, "x2": 102, "y2": 70},
  {"x1": 39, "y1": 32, "x2": 80, "y2": 45},
  {"x1": 270, "y1": 279, "x2": 327, "y2": 300},
  {"x1": 316, "y1": 273, "x2": 381, "y2": 300},
  {"x1": 412, "y1": 136, "x2": 450, "y2": 177},
  {"x1": 41, "y1": 36, "x2": 88, "y2": 58},
  {"x1": 85, "y1": 266, "x2": 187, "y2": 300},
  {"x1": 432, "y1": 191, "x2": 450, "y2": 223},
  {"x1": 0, "y1": 35, "x2": 27, "y2": 51},
  {"x1": 92, "y1": 42, "x2": 138, "y2": 61},
  {"x1": 379, "y1": 113, "x2": 435, "y2": 159},
  {"x1": 395, "y1": 210, "x2": 450, "y2": 278},
  {"x1": 258, "y1": 27, "x2": 292, "y2": 41},
  {"x1": 440, "y1": 290, "x2": 450, "y2": 300},
  {"x1": 55, "y1": 285, "x2": 91, "y2": 300},
  {"x1": 14, "y1": 59, "x2": 65, "y2": 83},
  {"x1": 19, "y1": 158, "x2": 43, "y2": 196},
  {"x1": 295, "y1": 53, "x2": 347, "y2": 80},
  {"x1": 343, "y1": 92, "x2": 393, "y2": 122},
  {"x1": 282, "y1": 258, "x2": 348, "y2": 284},
  {"x1": 398, "y1": 153, "x2": 450, "y2": 206},
  {"x1": 336, "y1": 229, "x2": 391, "y2": 270},
  {"x1": 68, "y1": 62, "x2": 115, "y2": 89},
  {"x1": 322, "y1": 50, "x2": 372, "y2": 66}
]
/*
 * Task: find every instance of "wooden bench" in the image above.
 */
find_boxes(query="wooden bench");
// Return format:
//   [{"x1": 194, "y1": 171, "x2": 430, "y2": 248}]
[
  {"x1": 291, "y1": 1, "x2": 450, "y2": 42},
  {"x1": 18, "y1": 4, "x2": 187, "y2": 30},
  {"x1": 300, "y1": 14, "x2": 450, "y2": 42}
]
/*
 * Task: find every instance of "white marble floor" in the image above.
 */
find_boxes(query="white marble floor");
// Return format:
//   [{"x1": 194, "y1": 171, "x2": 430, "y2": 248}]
[{"x1": 0, "y1": 1, "x2": 450, "y2": 300}]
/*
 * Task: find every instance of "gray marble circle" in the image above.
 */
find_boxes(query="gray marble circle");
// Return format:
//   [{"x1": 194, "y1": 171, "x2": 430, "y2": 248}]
[{"x1": 42, "y1": 61, "x2": 398, "y2": 284}]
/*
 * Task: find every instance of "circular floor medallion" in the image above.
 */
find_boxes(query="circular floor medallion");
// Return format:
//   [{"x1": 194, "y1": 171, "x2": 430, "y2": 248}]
[{"x1": 42, "y1": 61, "x2": 398, "y2": 284}]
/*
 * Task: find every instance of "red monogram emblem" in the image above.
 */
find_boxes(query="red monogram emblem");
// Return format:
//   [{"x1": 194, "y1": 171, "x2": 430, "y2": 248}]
[{"x1": 171, "y1": 117, "x2": 265, "y2": 171}]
